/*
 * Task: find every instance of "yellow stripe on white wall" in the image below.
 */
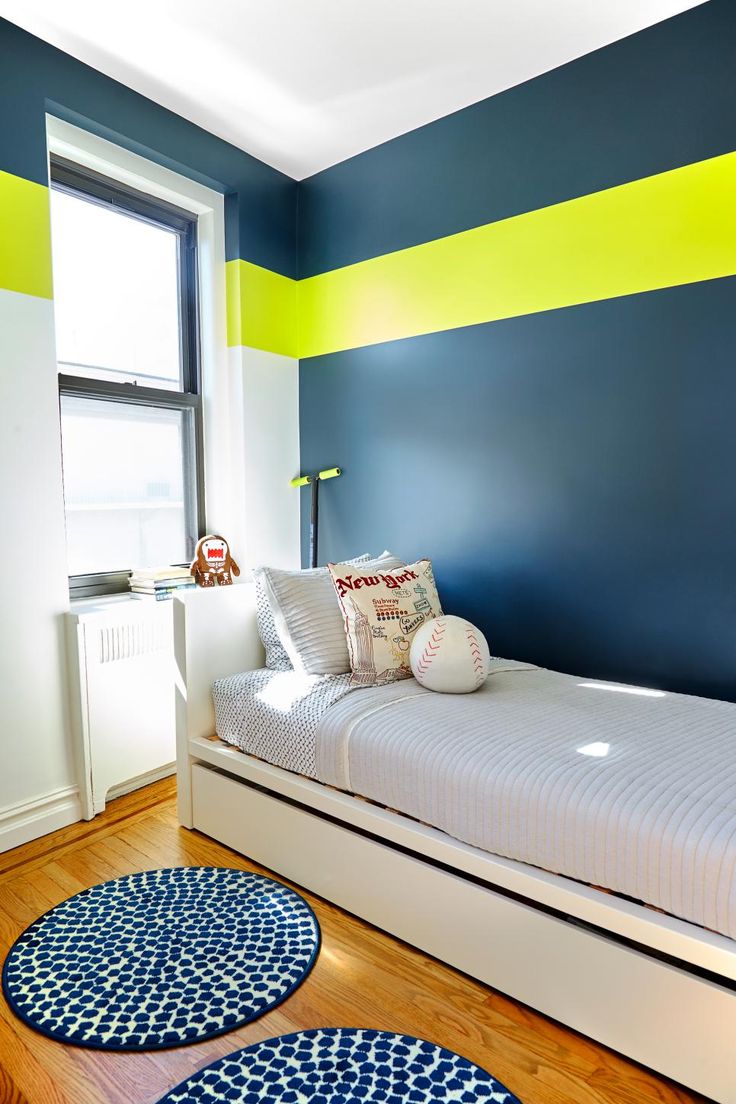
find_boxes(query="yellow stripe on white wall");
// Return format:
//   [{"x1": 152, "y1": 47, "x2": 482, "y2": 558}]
[
  {"x1": 0, "y1": 170, "x2": 53, "y2": 300},
  {"x1": 226, "y1": 258, "x2": 298, "y2": 358},
  {"x1": 297, "y1": 151, "x2": 736, "y2": 359}
]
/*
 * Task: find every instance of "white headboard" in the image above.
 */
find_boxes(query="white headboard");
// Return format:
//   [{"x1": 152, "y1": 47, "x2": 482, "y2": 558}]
[{"x1": 173, "y1": 583, "x2": 265, "y2": 824}]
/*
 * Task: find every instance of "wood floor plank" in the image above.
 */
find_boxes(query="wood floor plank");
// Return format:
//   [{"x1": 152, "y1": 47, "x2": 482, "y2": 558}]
[
  {"x1": 0, "y1": 779, "x2": 177, "y2": 882},
  {"x1": 40, "y1": 860, "x2": 88, "y2": 899},
  {"x1": 56, "y1": 846, "x2": 123, "y2": 889},
  {"x1": 0, "y1": 1065, "x2": 32, "y2": 1104},
  {"x1": 0, "y1": 1003, "x2": 74, "y2": 1104},
  {"x1": 0, "y1": 781, "x2": 710, "y2": 1104},
  {"x1": 64, "y1": 849, "x2": 122, "y2": 887},
  {"x1": 24, "y1": 866, "x2": 73, "y2": 910}
]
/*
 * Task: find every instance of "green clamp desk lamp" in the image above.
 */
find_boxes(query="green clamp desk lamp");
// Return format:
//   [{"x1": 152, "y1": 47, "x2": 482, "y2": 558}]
[{"x1": 290, "y1": 467, "x2": 342, "y2": 567}]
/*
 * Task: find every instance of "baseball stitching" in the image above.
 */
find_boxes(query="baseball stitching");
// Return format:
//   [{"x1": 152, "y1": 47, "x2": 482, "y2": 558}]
[
  {"x1": 465, "y1": 627, "x2": 486, "y2": 686},
  {"x1": 415, "y1": 619, "x2": 446, "y2": 676}
]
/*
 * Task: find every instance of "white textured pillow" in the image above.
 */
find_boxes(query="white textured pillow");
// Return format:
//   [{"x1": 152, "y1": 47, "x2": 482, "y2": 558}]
[
  {"x1": 254, "y1": 553, "x2": 372, "y2": 671},
  {"x1": 262, "y1": 552, "x2": 403, "y2": 676}
]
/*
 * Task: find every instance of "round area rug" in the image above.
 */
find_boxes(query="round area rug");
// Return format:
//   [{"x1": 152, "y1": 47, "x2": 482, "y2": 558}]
[
  {"x1": 156, "y1": 1028, "x2": 521, "y2": 1103},
  {"x1": 2, "y1": 867, "x2": 319, "y2": 1050}
]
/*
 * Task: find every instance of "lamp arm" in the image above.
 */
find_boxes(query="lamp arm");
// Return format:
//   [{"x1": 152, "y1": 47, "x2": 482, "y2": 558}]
[{"x1": 289, "y1": 467, "x2": 342, "y2": 568}]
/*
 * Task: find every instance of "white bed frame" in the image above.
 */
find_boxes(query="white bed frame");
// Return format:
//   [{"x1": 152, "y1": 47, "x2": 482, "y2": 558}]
[{"x1": 174, "y1": 584, "x2": 736, "y2": 1103}]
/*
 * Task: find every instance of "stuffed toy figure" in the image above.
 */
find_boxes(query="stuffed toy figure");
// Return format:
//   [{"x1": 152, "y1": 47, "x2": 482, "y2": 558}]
[{"x1": 190, "y1": 535, "x2": 240, "y2": 587}]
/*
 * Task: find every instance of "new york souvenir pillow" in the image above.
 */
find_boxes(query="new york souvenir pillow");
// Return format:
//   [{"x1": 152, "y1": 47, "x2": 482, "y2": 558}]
[{"x1": 328, "y1": 558, "x2": 442, "y2": 686}]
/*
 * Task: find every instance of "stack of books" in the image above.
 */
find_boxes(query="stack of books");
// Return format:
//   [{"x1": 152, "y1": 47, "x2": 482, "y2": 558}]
[{"x1": 129, "y1": 566, "x2": 196, "y2": 601}]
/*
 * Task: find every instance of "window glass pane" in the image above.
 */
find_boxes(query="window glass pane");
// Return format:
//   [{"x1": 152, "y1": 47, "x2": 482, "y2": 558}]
[
  {"x1": 60, "y1": 395, "x2": 194, "y2": 575},
  {"x1": 50, "y1": 188, "x2": 182, "y2": 390}
]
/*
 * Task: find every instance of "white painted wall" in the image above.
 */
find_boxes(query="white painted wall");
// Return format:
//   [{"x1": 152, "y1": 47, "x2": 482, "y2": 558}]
[
  {"x1": 223, "y1": 347, "x2": 301, "y2": 572},
  {"x1": 0, "y1": 122, "x2": 301, "y2": 850},
  {"x1": 0, "y1": 288, "x2": 81, "y2": 845}
]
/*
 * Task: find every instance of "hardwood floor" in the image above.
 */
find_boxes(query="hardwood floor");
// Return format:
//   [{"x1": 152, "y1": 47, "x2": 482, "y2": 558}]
[{"x1": 0, "y1": 779, "x2": 710, "y2": 1104}]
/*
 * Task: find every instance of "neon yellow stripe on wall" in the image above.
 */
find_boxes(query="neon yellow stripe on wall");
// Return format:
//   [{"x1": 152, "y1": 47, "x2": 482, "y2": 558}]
[
  {"x1": 226, "y1": 258, "x2": 298, "y2": 358},
  {"x1": 0, "y1": 170, "x2": 53, "y2": 299},
  {"x1": 298, "y1": 151, "x2": 736, "y2": 359}
]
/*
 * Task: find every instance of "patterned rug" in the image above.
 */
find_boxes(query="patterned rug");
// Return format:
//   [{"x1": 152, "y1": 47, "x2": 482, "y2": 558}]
[
  {"x1": 2, "y1": 867, "x2": 319, "y2": 1050},
  {"x1": 156, "y1": 1028, "x2": 521, "y2": 1102}
]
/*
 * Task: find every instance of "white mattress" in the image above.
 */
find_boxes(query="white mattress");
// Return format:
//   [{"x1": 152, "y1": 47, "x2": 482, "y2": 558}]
[
  {"x1": 213, "y1": 661, "x2": 736, "y2": 939},
  {"x1": 316, "y1": 662, "x2": 736, "y2": 939}
]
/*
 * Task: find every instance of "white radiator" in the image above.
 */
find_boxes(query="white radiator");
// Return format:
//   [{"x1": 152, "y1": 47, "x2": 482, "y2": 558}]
[{"x1": 66, "y1": 598, "x2": 176, "y2": 818}]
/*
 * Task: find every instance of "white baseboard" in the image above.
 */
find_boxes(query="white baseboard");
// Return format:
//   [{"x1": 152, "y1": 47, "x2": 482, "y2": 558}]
[
  {"x1": 0, "y1": 786, "x2": 82, "y2": 854},
  {"x1": 99, "y1": 761, "x2": 176, "y2": 814}
]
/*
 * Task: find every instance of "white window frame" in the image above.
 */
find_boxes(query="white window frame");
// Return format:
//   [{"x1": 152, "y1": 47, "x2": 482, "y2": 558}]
[{"x1": 46, "y1": 115, "x2": 228, "y2": 596}]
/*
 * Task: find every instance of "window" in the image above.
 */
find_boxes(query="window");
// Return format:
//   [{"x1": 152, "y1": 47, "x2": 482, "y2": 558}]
[{"x1": 50, "y1": 157, "x2": 204, "y2": 597}]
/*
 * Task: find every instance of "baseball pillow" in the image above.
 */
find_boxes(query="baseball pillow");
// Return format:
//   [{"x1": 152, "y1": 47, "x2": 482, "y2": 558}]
[
  {"x1": 410, "y1": 616, "x2": 491, "y2": 693},
  {"x1": 328, "y1": 558, "x2": 443, "y2": 686}
]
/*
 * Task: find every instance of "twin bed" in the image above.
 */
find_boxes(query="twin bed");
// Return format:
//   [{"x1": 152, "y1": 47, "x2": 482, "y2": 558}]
[{"x1": 175, "y1": 582, "x2": 736, "y2": 1103}]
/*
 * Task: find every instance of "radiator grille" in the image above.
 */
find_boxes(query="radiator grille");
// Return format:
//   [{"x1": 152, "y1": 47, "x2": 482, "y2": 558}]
[{"x1": 97, "y1": 618, "x2": 170, "y2": 664}]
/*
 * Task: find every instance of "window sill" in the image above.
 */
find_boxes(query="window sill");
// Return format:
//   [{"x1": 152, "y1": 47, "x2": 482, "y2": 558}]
[{"x1": 69, "y1": 592, "x2": 141, "y2": 614}]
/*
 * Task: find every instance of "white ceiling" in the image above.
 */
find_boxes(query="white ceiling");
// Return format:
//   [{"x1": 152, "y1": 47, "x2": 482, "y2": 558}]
[{"x1": 1, "y1": 0, "x2": 705, "y2": 180}]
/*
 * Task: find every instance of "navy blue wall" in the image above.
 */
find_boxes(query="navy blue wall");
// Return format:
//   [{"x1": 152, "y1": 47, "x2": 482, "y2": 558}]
[
  {"x1": 301, "y1": 278, "x2": 736, "y2": 700},
  {"x1": 297, "y1": 1, "x2": 736, "y2": 277},
  {"x1": 299, "y1": 0, "x2": 736, "y2": 701},
  {"x1": 0, "y1": 18, "x2": 296, "y2": 275}
]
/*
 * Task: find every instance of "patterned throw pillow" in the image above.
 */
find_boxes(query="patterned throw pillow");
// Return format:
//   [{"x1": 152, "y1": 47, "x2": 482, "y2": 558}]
[
  {"x1": 253, "y1": 572, "x2": 293, "y2": 671},
  {"x1": 254, "y1": 553, "x2": 387, "y2": 674},
  {"x1": 328, "y1": 558, "x2": 443, "y2": 686}
]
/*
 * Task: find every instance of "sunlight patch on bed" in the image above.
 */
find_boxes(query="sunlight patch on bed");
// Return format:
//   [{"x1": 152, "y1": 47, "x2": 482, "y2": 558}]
[
  {"x1": 576, "y1": 741, "x2": 610, "y2": 757},
  {"x1": 578, "y1": 681, "x2": 666, "y2": 698},
  {"x1": 257, "y1": 673, "x2": 320, "y2": 713}
]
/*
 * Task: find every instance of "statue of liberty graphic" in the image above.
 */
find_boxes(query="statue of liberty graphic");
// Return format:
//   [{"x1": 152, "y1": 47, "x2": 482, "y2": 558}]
[{"x1": 348, "y1": 598, "x2": 377, "y2": 685}]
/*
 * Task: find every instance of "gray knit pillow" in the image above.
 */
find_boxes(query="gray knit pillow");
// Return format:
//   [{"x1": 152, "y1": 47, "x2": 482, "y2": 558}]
[
  {"x1": 254, "y1": 553, "x2": 372, "y2": 671},
  {"x1": 261, "y1": 552, "x2": 403, "y2": 676}
]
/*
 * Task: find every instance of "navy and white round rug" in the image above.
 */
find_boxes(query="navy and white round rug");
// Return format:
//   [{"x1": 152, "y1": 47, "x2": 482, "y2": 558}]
[
  {"x1": 2, "y1": 867, "x2": 319, "y2": 1050},
  {"x1": 156, "y1": 1028, "x2": 521, "y2": 1103}
]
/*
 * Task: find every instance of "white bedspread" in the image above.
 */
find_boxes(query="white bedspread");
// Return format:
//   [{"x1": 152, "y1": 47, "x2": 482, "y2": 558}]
[{"x1": 316, "y1": 661, "x2": 736, "y2": 939}]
